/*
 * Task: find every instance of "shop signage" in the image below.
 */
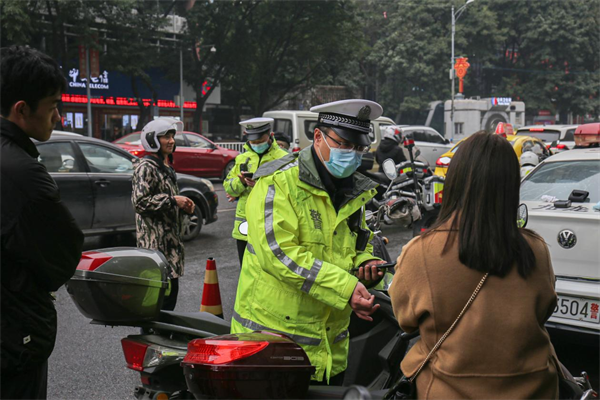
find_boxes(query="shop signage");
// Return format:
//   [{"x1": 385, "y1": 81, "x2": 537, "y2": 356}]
[{"x1": 68, "y1": 68, "x2": 110, "y2": 90}]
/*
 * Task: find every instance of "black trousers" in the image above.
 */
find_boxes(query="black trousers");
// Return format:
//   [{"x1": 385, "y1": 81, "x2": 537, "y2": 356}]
[
  {"x1": 162, "y1": 277, "x2": 179, "y2": 311},
  {"x1": 236, "y1": 239, "x2": 246, "y2": 268},
  {"x1": 1, "y1": 360, "x2": 48, "y2": 399}
]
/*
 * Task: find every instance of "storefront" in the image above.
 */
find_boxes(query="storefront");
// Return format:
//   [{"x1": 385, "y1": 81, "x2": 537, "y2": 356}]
[{"x1": 61, "y1": 67, "x2": 220, "y2": 140}]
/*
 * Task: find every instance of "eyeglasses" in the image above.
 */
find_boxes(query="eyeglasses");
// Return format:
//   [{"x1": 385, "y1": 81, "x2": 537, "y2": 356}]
[{"x1": 320, "y1": 129, "x2": 370, "y2": 154}]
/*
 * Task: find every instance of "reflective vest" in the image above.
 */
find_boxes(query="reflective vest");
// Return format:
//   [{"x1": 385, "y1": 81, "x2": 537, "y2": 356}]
[
  {"x1": 231, "y1": 148, "x2": 379, "y2": 382},
  {"x1": 223, "y1": 141, "x2": 288, "y2": 241}
]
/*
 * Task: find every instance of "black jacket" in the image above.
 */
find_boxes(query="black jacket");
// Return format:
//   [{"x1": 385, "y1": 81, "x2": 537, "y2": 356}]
[
  {"x1": 1, "y1": 118, "x2": 83, "y2": 372},
  {"x1": 376, "y1": 138, "x2": 406, "y2": 171}
]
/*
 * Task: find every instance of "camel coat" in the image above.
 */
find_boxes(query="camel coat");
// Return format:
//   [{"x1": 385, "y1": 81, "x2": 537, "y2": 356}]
[{"x1": 389, "y1": 228, "x2": 559, "y2": 399}]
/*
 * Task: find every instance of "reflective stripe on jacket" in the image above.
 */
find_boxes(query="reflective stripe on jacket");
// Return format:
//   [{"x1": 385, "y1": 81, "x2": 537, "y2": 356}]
[
  {"x1": 223, "y1": 141, "x2": 288, "y2": 241},
  {"x1": 231, "y1": 147, "x2": 378, "y2": 382}
]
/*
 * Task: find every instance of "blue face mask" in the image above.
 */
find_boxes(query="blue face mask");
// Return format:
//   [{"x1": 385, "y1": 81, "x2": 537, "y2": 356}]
[
  {"x1": 318, "y1": 134, "x2": 363, "y2": 178},
  {"x1": 250, "y1": 141, "x2": 270, "y2": 154}
]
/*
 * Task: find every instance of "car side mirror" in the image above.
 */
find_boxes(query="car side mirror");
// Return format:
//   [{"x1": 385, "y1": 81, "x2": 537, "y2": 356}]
[{"x1": 444, "y1": 138, "x2": 450, "y2": 144}]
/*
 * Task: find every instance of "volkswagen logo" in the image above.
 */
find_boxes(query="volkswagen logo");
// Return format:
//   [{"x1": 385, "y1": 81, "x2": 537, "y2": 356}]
[{"x1": 557, "y1": 230, "x2": 577, "y2": 249}]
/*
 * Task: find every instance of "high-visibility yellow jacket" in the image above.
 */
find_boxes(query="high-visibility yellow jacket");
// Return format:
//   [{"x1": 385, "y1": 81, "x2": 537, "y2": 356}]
[
  {"x1": 223, "y1": 141, "x2": 288, "y2": 241},
  {"x1": 230, "y1": 147, "x2": 379, "y2": 382}
]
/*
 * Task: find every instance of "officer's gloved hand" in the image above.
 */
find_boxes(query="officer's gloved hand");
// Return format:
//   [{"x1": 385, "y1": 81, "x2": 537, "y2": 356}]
[{"x1": 349, "y1": 282, "x2": 379, "y2": 321}]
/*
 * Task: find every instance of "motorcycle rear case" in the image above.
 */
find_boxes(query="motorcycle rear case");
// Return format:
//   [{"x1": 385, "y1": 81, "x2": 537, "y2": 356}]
[
  {"x1": 182, "y1": 331, "x2": 315, "y2": 399},
  {"x1": 66, "y1": 248, "x2": 169, "y2": 323}
]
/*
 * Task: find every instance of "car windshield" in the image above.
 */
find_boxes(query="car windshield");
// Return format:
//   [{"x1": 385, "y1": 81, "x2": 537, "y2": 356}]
[
  {"x1": 516, "y1": 130, "x2": 560, "y2": 143},
  {"x1": 520, "y1": 160, "x2": 600, "y2": 203},
  {"x1": 115, "y1": 133, "x2": 141, "y2": 144}
]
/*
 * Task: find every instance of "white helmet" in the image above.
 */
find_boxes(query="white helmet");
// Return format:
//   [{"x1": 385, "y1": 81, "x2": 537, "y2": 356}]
[
  {"x1": 382, "y1": 126, "x2": 402, "y2": 143},
  {"x1": 141, "y1": 117, "x2": 183, "y2": 153},
  {"x1": 520, "y1": 151, "x2": 539, "y2": 167}
]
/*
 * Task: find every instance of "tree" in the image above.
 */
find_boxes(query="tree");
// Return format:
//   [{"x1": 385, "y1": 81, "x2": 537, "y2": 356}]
[{"x1": 220, "y1": 0, "x2": 361, "y2": 116}]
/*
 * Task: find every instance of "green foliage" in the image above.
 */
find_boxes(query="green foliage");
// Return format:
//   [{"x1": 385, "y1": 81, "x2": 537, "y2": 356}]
[{"x1": 0, "y1": 0, "x2": 36, "y2": 45}]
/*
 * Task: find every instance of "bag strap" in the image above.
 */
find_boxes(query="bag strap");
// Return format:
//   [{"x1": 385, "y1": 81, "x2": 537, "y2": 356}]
[{"x1": 409, "y1": 273, "x2": 488, "y2": 382}]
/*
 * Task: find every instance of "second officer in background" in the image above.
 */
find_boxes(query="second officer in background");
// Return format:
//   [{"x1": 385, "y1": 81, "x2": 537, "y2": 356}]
[{"x1": 224, "y1": 117, "x2": 288, "y2": 267}]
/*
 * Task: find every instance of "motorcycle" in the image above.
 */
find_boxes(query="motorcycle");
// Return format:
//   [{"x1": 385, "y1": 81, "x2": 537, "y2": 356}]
[
  {"x1": 364, "y1": 134, "x2": 444, "y2": 237},
  {"x1": 66, "y1": 247, "x2": 409, "y2": 399}
]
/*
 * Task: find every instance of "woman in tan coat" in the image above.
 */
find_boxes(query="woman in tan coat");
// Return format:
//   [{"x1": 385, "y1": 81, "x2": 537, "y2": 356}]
[{"x1": 389, "y1": 131, "x2": 559, "y2": 399}]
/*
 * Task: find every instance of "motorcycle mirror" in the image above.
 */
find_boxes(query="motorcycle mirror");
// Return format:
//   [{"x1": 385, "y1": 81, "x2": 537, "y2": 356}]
[
  {"x1": 415, "y1": 149, "x2": 421, "y2": 158},
  {"x1": 381, "y1": 159, "x2": 398, "y2": 181},
  {"x1": 517, "y1": 203, "x2": 528, "y2": 228},
  {"x1": 238, "y1": 221, "x2": 249, "y2": 236}
]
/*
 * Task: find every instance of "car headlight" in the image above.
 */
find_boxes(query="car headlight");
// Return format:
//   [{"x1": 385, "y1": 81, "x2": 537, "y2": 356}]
[{"x1": 200, "y1": 178, "x2": 214, "y2": 192}]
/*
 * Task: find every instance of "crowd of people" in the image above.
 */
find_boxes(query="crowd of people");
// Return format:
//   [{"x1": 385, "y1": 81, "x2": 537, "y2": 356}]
[{"x1": 1, "y1": 45, "x2": 571, "y2": 399}]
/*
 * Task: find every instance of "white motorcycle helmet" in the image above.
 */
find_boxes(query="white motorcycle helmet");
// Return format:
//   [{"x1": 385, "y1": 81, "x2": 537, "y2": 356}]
[
  {"x1": 140, "y1": 117, "x2": 183, "y2": 153},
  {"x1": 382, "y1": 126, "x2": 402, "y2": 143},
  {"x1": 520, "y1": 151, "x2": 539, "y2": 167}
]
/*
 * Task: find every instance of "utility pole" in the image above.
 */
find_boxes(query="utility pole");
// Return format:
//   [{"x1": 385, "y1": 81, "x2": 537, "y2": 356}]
[{"x1": 86, "y1": 47, "x2": 92, "y2": 137}]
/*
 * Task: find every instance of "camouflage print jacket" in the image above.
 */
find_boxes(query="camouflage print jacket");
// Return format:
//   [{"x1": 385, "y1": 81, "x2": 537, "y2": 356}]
[{"x1": 131, "y1": 156, "x2": 185, "y2": 278}]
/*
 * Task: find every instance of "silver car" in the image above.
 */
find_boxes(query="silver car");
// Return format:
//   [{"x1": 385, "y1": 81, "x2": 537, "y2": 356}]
[{"x1": 516, "y1": 125, "x2": 578, "y2": 153}]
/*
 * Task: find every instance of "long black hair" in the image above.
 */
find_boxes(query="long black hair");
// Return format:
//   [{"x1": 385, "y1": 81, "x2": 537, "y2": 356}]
[{"x1": 424, "y1": 131, "x2": 536, "y2": 278}]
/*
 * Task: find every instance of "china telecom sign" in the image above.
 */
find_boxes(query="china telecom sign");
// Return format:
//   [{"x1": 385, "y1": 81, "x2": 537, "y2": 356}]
[{"x1": 68, "y1": 68, "x2": 110, "y2": 90}]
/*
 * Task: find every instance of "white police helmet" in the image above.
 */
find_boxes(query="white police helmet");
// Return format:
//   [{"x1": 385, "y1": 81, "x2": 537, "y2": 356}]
[
  {"x1": 520, "y1": 151, "x2": 539, "y2": 167},
  {"x1": 141, "y1": 117, "x2": 183, "y2": 153}
]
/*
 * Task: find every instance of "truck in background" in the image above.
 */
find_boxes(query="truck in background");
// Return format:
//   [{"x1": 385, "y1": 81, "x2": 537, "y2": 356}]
[{"x1": 424, "y1": 97, "x2": 526, "y2": 141}]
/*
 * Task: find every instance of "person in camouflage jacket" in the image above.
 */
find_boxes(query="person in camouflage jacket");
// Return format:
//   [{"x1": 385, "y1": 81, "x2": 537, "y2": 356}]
[{"x1": 132, "y1": 118, "x2": 195, "y2": 310}]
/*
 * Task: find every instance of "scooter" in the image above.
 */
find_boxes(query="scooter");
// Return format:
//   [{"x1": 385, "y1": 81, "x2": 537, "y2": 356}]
[
  {"x1": 365, "y1": 137, "x2": 444, "y2": 237},
  {"x1": 66, "y1": 247, "x2": 409, "y2": 399}
]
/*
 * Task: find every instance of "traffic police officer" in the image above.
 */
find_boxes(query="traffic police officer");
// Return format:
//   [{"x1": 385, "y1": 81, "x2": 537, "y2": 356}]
[
  {"x1": 224, "y1": 117, "x2": 288, "y2": 266},
  {"x1": 231, "y1": 100, "x2": 386, "y2": 384}
]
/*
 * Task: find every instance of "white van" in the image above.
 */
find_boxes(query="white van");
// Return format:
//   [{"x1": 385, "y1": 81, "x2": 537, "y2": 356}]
[{"x1": 263, "y1": 110, "x2": 395, "y2": 152}]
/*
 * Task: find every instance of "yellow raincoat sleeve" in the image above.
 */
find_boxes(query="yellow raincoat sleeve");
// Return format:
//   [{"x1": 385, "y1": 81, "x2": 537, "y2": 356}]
[
  {"x1": 246, "y1": 176, "x2": 358, "y2": 311},
  {"x1": 224, "y1": 155, "x2": 247, "y2": 198}
]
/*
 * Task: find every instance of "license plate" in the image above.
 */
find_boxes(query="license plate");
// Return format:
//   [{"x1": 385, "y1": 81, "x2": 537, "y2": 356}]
[{"x1": 552, "y1": 295, "x2": 600, "y2": 324}]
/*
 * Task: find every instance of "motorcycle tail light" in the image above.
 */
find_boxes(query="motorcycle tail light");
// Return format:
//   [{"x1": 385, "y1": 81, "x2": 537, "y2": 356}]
[
  {"x1": 144, "y1": 345, "x2": 187, "y2": 369},
  {"x1": 76, "y1": 251, "x2": 113, "y2": 271},
  {"x1": 129, "y1": 149, "x2": 144, "y2": 157},
  {"x1": 184, "y1": 340, "x2": 268, "y2": 365},
  {"x1": 122, "y1": 338, "x2": 149, "y2": 371},
  {"x1": 556, "y1": 143, "x2": 567, "y2": 150},
  {"x1": 292, "y1": 146, "x2": 301, "y2": 152}
]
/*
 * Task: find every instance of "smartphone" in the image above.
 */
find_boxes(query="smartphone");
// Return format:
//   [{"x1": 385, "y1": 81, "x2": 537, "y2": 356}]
[
  {"x1": 242, "y1": 172, "x2": 254, "y2": 179},
  {"x1": 351, "y1": 262, "x2": 396, "y2": 272}
]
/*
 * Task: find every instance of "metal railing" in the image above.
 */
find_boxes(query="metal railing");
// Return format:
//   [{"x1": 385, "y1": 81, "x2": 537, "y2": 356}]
[{"x1": 217, "y1": 142, "x2": 245, "y2": 153}]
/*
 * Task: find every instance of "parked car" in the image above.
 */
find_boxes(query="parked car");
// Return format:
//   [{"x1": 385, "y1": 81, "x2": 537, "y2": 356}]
[
  {"x1": 520, "y1": 147, "x2": 600, "y2": 338},
  {"x1": 115, "y1": 131, "x2": 239, "y2": 180},
  {"x1": 35, "y1": 132, "x2": 218, "y2": 241},
  {"x1": 516, "y1": 125, "x2": 579, "y2": 153},
  {"x1": 434, "y1": 135, "x2": 551, "y2": 177}
]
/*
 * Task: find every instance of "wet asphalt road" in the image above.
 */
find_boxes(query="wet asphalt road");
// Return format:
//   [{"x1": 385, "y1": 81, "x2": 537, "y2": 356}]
[{"x1": 47, "y1": 183, "x2": 598, "y2": 399}]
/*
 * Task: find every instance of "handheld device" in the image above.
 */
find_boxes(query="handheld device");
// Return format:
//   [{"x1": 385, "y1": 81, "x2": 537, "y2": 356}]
[
  {"x1": 242, "y1": 172, "x2": 254, "y2": 179},
  {"x1": 351, "y1": 262, "x2": 396, "y2": 272}
]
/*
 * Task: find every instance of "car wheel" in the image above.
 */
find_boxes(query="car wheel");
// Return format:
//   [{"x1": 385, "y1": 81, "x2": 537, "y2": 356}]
[
  {"x1": 222, "y1": 161, "x2": 234, "y2": 180},
  {"x1": 182, "y1": 202, "x2": 203, "y2": 241}
]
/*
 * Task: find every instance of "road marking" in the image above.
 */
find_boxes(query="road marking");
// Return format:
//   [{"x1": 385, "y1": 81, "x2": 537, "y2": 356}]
[{"x1": 218, "y1": 208, "x2": 237, "y2": 213}]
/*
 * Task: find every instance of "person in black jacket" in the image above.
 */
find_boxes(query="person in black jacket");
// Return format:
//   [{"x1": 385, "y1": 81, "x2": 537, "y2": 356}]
[
  {"x1": 1, "y1": 46, "x2": 84, "y2": 399},
  {"x1": 375, "y1": 126, "x2": 406, "y2": 171}
]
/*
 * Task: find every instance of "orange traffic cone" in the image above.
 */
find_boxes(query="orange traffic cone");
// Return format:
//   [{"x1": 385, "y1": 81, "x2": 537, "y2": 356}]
[{"x1": 200, "y1": 257, "x2": 223, "y2": 318}]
